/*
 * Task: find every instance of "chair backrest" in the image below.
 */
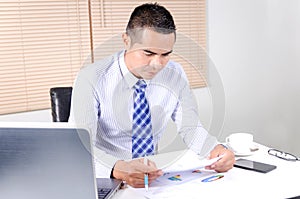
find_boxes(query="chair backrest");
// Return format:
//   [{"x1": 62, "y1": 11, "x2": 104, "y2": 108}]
[{"x1": 49, "y1": 87, "x2": 72, "y2": 122}]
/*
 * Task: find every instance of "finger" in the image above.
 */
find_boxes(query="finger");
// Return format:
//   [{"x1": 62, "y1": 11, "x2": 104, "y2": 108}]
[
  {"x1": 126, "y1": 178, "x2": 144, "y2": 188},
  {"x1": 206, "y1": 154, "x2": 227, "y2": 170},
  {"x1": 126, "y1": 173, "x2": 146, "y2": 188},
  {"x1": 129, "y1": 159, "x2": 151, "y2": 173},
  {"x1": 134, "y1": 160, "x2": 160, "y2": 173},
  {"x1": 129, "y1": 171, "x2": 145, "y2": 179},
  {"x1": 218, "y1": 157, "x2": 235, "y2": 171},
  {"x1": 148, "y1": 170, "x2": 163, "y2": 181},
  {"x1": 209, "y1": 144, "x2": 229, "y2": 158},
  {"x1": 148, "y1": 169, "x2": 163, "y2": 176},
  {"x1": 143, "y1": 159, "x2": 160, "y2": 173},
  {"x1": 212, "y1": 153, "x2": 235, "y2": 172},
  {"x1": 129, "y1": 169, "x2": 161, "y2": 179},
  {"x1": 148, "y1": 175, "x2": 161, "y2": 183},
  {"x1": 129, "y1": 170, "x2": 161, "y2": 185},
  {"x1": 209, "y1": 151, "x2": 219, "y2": 159},
  {"x1": 205, "y1": 165, "x2": 214, "y2": 170},
  {"x1": 147, "y1": 159, "x2": 157, "y2": 168},
  {"x1": 128, "y1": 171, "x2": 160, "y2": 188}
]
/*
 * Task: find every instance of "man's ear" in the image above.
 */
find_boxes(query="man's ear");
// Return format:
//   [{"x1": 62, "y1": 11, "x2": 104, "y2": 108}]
[{"x1": 122, "y1": 33, "x2": 131, "y2": 50}]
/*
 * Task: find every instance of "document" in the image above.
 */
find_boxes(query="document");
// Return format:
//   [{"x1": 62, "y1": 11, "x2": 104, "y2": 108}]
[
  {"x1": 162, "y1": 149, "x2": 224, "y2": 173},
  {"x1": 131, "y1": 150, "x2": 223, "y2": 198},
  {"x1": 150, "y1": 169, "x2": 214, "y2": 187}
]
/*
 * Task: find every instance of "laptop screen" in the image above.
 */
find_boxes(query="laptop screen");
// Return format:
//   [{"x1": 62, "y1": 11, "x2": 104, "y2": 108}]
[{"x1": 0, "y1": 124, "x2": 97, "y2": 199}]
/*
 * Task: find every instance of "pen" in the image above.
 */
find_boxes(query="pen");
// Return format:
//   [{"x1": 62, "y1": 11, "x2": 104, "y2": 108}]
[{"x1": 144, "y1": 157, "x2": 149, "y2": 191}]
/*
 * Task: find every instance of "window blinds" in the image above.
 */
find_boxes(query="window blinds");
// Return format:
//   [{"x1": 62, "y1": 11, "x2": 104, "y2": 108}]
[
  {"x1": 0, "y1": 1, "x2": 91, "y2": 114},
  {"x1": 0, "y1": 0, "x2": 206, "y2": 115}
]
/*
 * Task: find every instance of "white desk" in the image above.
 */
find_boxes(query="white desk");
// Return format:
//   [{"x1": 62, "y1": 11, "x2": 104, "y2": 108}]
[{"x1": 112, "y1": 144, "x2": 300, "y2": 199}]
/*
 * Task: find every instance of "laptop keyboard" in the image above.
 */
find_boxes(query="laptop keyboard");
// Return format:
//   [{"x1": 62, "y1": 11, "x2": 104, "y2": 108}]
[{"x1": 97, "y1": 188, "x2": 111, "y2": 199}]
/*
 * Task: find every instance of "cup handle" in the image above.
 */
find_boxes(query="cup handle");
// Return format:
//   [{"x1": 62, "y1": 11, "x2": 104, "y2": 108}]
[{"x1": 225, "y1": 137, "x2": 230, "y2": 143}]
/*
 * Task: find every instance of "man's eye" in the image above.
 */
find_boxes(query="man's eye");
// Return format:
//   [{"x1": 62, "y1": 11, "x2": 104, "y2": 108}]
[{"x1": 144, "y1": 52, "x2": 153, "y2": 56}]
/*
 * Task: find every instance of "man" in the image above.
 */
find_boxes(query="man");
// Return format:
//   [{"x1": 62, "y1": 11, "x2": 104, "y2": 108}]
[{"x1": 70, "y1": 3, "x2": 235, "y2": 188}]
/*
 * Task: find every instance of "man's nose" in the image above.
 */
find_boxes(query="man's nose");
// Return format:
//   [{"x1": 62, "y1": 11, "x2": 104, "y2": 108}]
[{"x1": 150, "y1": 55, "x2": 163, "y2": 69}]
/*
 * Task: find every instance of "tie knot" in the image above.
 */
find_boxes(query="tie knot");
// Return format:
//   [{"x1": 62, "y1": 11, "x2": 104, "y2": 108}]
[{"x1": 134, "y1": 80, "x2": 147, "y2": 92}]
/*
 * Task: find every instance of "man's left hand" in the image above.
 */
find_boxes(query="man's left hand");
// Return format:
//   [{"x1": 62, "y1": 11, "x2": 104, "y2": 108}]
[{"x1": 205, "y1": 144, "x2": 235, "y2": 172}]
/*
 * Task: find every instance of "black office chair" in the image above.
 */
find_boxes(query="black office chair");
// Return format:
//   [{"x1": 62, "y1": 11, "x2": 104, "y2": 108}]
[{"x1": 49, "y1": 87, "x2": 72, "y2": 122}]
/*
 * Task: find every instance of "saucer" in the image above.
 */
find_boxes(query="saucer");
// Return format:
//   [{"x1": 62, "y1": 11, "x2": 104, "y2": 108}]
[
  {"x1": 234, "y1": 151, "x2": 255, "y2": 157},
  {"x1": 231, "y1": 145, "x2": 259, "y2": 157}
]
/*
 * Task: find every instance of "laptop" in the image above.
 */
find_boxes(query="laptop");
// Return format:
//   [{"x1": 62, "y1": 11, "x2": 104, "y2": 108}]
[{"x1": 0, "y1": 122, "x2": 122, "y2": 199}]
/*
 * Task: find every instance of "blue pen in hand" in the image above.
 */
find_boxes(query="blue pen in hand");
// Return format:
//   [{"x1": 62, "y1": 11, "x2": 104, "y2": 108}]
[{"x1": 144, "y1": 158, "x2": 149, "y2": 191}]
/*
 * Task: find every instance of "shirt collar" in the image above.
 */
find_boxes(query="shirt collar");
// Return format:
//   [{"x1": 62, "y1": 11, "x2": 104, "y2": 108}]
[{"x1": 119, "y1": 50, "x2": 149, "y2": 89}]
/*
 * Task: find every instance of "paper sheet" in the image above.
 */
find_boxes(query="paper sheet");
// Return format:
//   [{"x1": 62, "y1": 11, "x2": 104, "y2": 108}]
[
  {"x1": 132, "y1": 169, "x2": 218, "y2": 199},
  {"x1": 130, "y1": 150, "x2": 224, "y2": 198},
  {"x1": 162, "y1": 149, "x2": 224, "y2": 173}
]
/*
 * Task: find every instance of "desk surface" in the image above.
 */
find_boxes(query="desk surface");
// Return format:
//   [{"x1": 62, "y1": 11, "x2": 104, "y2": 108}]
[{"x1": 112, "y1": 144, "x2": 300, "y2": 199}]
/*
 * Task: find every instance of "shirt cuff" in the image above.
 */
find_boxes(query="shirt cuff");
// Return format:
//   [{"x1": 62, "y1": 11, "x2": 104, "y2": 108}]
[{"x1": 219, "y1": 143, "x2": 228, "y2": 149}]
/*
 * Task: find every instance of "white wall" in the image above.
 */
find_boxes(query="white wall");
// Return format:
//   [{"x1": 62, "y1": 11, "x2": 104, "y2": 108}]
[{"x1": 208, "y1": 0, "x2": 300, "y2": 156}]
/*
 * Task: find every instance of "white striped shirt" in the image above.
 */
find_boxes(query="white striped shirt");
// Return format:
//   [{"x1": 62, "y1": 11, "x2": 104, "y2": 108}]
[{"x1": 69, "y1": 50, "x2": 217, "y2": 174}]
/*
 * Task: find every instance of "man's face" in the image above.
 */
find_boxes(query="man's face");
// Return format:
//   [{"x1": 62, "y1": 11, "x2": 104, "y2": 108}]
[{"x1": 124, "y1": 28, "x2": 175, "y2": 80}]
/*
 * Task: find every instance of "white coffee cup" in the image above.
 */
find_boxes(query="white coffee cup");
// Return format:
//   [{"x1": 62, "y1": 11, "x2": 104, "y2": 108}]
[{"x1": 225, "y1": 133, "x2": 254, "y2": 154}]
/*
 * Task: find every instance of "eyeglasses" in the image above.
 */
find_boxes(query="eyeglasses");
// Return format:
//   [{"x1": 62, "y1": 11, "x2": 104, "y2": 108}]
[{"x1": 268, "y1": 148, "x2": 299, "y2": 161}]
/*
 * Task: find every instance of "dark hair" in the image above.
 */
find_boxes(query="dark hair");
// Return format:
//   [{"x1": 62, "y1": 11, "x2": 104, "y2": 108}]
[{"x1": 126, "y1": 3, "x2": 176, "y2": 41}]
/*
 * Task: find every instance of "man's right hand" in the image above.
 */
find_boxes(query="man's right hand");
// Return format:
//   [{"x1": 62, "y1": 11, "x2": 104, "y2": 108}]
[{"x1": 112, "y1": 158, "x2": 163, "y2": 188}]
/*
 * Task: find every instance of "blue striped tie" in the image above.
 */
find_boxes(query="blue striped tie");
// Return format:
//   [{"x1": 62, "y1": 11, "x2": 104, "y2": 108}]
[{"x1": 132, "y1": 80, "x2": 154, "y2": 158}]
